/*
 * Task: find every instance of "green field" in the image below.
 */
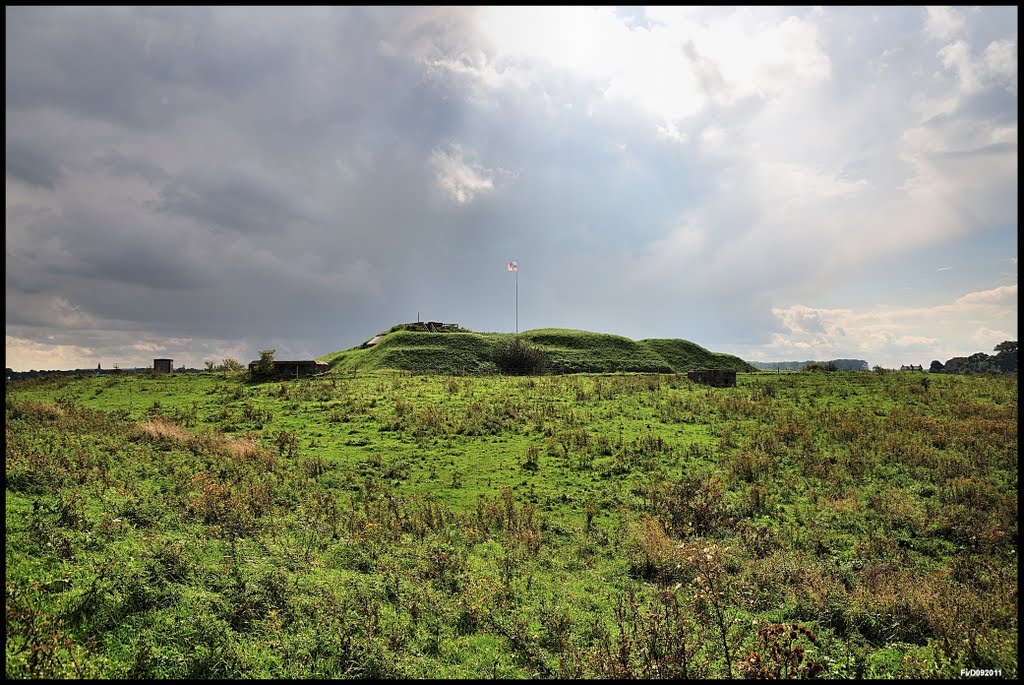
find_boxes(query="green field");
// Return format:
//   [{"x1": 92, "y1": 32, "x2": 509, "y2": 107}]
[{"x1": 5, "y1": 367, "x2": 1017, "y2": 678}]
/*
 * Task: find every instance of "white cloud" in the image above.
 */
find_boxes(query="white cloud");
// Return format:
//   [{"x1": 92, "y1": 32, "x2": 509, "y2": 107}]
[
  {"x1": 438, "y1": 7, "x2": 832, "y2": 135},
  {"x1": 937, "y1": 36, "x2": 1019, "y2": 97},
  {"x1": 753, "y1": 161, "x2": 871, "y2": 205},
  {"x1": 938, "y1": 40, "x2": 980, "y2": 93},
  {"x1": 5, "y1": 335, "x2": 96, "y2": 371},
  {"x1": 130, "y1": 341, "x2": 166, "y2": 352},
  {"x1": 982, "y1": 39, "x2": 1018, "y2": 95},
  {"x1": 954, "y1": 284, "x2": 1017, "y2": 306},
  {"x1": 774, "y1": 304, "x2": 832, "y2": 336},
  {"x1": 429, "y1": 144, "x2": 496, "y2": 204},
  {"x1": 972, "y1": 327, "x2": 1015, "y2": 347},
  {"x1": 5, "y1": 328, "x2": 261, "y2": 372},
  {"x1": 924, "y1": 6, "x2": 965, "y2": 42},
  {"x1": 632, "y1": 218, "x2": 707, "y2": 277},
  {"x1": 423, "y1": 7, "x2": 1015, "y2": 307},
  {"x1": 741, "y1": 284, "x2": 1018, "y2": 366},
  {"x1": 894, "y1": 335, "x2": 940, "y2": 347}
]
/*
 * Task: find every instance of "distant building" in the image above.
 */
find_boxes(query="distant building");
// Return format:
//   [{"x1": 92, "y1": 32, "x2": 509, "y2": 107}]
[
  {"x1": 154, "y1": 358, "x2": 173, "y2": 373},
  {"x1": 900, "y1": 364, "x2": 924, "y2": 371}
]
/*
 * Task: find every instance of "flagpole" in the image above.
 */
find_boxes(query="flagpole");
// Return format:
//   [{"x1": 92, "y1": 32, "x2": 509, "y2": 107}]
[
  {"x1": 508, "y1": 260, "x2": 519, "y2": 333},
  {"x1": 515, "y1": 267, "x2": 518, "y2": 334}
]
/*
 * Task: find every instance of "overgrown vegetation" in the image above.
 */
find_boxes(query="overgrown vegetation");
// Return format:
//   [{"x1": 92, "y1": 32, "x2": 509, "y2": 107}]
[
  {"x1": 491, "y1": 336, "x2": 549, "y2": 375},
  {"x1": 6, "y1": 369, "x2": 1017, "y2": 678}
]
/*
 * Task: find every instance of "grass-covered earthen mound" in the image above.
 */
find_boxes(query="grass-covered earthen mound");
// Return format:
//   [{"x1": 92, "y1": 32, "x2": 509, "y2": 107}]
[{"x1": 318, "y1": 324, "x2": 756, "y2": 374}]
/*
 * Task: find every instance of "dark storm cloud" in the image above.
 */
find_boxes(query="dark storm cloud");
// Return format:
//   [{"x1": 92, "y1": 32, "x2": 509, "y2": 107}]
[
  {"x1": 5, "y1": 135, "x2": 62, "y2": 189},
  {"x1": 5, "y1": 5, "x2": 294, "y2": 129},
  {"x1": 97, "y1": 151, "x2": 170, "y2": 185},
  {"x1": 158, "y1": 166, "x2": 326, "y2": 235},
  {"x1": 2, "y1": 4, "x2": 758, "y2": 359},
  {"x1": 6, "y1": 201, "x2": 210, "y2": 295},
  {"x1": 4, "y1": 6, "x2": 472, "y2": 344}
]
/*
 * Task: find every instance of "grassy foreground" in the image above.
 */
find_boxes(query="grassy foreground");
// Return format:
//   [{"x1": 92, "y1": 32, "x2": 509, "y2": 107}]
[{"x1": 5, "y1": 369, "x2": 1017, "y2": 678}]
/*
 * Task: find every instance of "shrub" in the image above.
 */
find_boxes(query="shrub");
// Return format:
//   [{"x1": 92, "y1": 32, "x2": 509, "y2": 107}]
[
  {"x1": 523, "y1": 445, "x2": 540, "y2": 471},
  {"x1": 491, "y1": 337, "x2": 549, "y2": 375},
  {"x1": 739, "y1": 623, "x2": 827, "y2": 679},
  {"x1": 219, "y1": 358, "x2": 244, "y2": 372}
]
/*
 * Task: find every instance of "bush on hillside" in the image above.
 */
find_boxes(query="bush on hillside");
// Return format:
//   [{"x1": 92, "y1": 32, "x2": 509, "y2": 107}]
[{"x1": 491, "y1": 336, "x2": 549, "y2": 375}]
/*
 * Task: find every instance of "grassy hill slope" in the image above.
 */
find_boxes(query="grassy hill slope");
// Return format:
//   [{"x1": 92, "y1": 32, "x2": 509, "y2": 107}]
[
  {"x1": 639, "y1": 338, "x2": 754, "y2": 373},
  {"x1": 520, "y1": 328, "x2": 671, "y2": 373},
  {"x1": 318, "y1": 330, "x2": 499, "y2": 375},
  {"x1": 319, "y1": 325, "x2": 756, "y2": 374}
]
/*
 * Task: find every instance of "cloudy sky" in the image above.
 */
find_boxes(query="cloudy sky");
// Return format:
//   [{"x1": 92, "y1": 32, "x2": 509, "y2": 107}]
[{"x1": 6, "y1": 6, "x2": 1017, "y2": 371}]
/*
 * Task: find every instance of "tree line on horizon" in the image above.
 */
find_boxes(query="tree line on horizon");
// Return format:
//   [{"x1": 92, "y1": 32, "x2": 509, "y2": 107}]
[
  {"x1": 748, "y1": 359, "x2": 869, "y2": 371},
  {"x1": 929, "y1": 340, "x2": 1017, "y2": 375},
  {"x1": 750, "y1": 341, "x2": 1017, "y2": 376}
]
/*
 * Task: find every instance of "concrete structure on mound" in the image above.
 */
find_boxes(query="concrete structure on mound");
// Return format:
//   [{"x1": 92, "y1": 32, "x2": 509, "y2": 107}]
[
  {"x1": 422, "y1": 321, "x2": 460, "y2": 332},
  {"x1": 154, "y1": 358, "x2": 173, "y2": 373},
  {"x1": 249, "y1": 359, "x2": 328, "y2": 379},
  {"x1": 687, "y1": 369, "x2": 736, "y2": 387}
]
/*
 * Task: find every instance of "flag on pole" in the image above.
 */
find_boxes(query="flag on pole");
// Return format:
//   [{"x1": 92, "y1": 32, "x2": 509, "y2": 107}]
[{"x1": 507, "y1": 260, "x2": 518, "y2": 272}]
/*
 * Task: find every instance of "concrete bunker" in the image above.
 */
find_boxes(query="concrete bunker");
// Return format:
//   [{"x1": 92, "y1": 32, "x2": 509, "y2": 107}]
[
  {"x1": 248, "y1": 359, "x2": 328, "y2": 379},
  {"x1": 687, "y1": 369, "x2": 736, "y2": 387}
]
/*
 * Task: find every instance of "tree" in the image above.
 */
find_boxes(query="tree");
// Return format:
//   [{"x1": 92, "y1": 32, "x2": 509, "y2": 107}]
[
  {"x1": 831, "y1": 359, "x2": 869, "y2": 371},
  {"x1": 254, "y1": 349, "x2": 276, "y2": 377},
  {"x1": 219, "y1": 358, "x2": 244, "y2": 372},
  {"x1": 993, "y1": 340, "x2": 1018, "y2": 373},
  {"x1": 929, "y1": 360, "x2": 944, "y2": 373},
  {"x1": 204, "y1": 360, "x2": 216, "y2": 372},
  {"x1": 942, "y1": 357, "x2": 967, "y2": 374}
]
